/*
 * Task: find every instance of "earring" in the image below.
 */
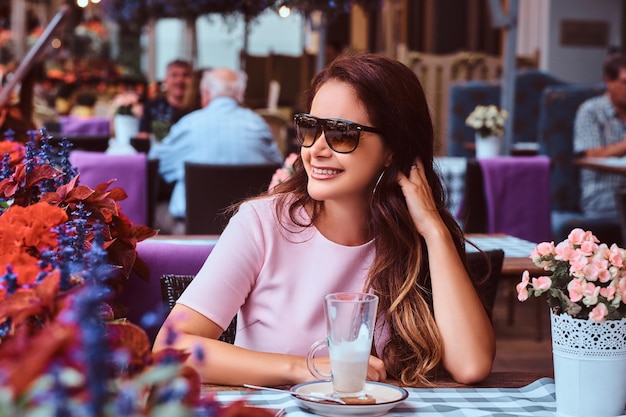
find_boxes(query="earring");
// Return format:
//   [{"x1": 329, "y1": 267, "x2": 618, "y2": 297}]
[{"x1": 372, "y1": 170, "x2": 385, "y2": 195}]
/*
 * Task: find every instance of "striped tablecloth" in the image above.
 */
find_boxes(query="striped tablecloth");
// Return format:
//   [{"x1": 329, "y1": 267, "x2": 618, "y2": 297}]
[
  {"x1": 466, "y1": 234, "x2": 538, "y2": 258},
  {"x1": 213, "y1": 378, "x2": 557, "y2": 416}
]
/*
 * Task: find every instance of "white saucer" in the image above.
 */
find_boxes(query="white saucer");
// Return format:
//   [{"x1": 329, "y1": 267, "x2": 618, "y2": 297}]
[{"x1": 290, "y1": 381, "x2": 408, "y2": 417}]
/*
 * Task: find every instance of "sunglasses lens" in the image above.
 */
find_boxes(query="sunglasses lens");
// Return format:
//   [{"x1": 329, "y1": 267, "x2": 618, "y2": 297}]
[
  {"x1": 324, "y1": 120, "x2": 359, "y2": 153},
  {"x1": 295, "y1": 115, "x2": 319, "y2": 147}
]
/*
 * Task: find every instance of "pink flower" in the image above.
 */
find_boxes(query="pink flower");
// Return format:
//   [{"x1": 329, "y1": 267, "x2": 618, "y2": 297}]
[
  {"x1": 555, "y1": 241, "x2": 577, "y2": 262},
  {"x1": 618, "y1": 277, "x2": 626, "y2": 299},
  {"x1": 582, "y1": 282, "x2": 600, "y2": 306},
  {"x1": 581, "y1": 263, "x2": 600, "y2": 282},
  {"x1": 589, "y1": 303, "x2": 609, "y2": 322},
  {"x1": 532, "y1": 241, "x2": 554, "y2": 257},
  {"x1": 531, "y1": 276, "x2": 552, "y2": 292},
  {"x1": 516, "y1": 270, "x2": 530, "y2": 301},
  {"x1": 567, "y1": 279, "x2": 584, "y2": 302},
  {"x1": 609, "y1": 245, "x2": 624, "y2": 267},
  {"x1": 579, "y1": 240, "x2": 598, "y2": 257},
  {"x1": 521, "y1": 228, "x2": 626, "y2": 321},
  {"x1": 568, "y1": 254, "x2": 589, "y2": 277},
  {"x1": 567, "y1": 228, "x2": 588, "y2": 245},
  {"x1": 600, "y1": 285, "x2": 616, "y2": 301},
  {"x1": 597, "y1": 267, "x2": 612, "y2": 283}
]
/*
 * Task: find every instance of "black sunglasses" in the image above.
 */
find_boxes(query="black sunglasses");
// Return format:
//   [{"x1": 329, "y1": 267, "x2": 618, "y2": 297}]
[{"x1": 293, "y1": 113, "x2": 382, "y2": 154}]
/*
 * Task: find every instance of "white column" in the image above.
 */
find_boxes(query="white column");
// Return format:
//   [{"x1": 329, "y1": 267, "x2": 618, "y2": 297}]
[{"x1": 10, "y1": 0, "x2": 26, "y2": 59}]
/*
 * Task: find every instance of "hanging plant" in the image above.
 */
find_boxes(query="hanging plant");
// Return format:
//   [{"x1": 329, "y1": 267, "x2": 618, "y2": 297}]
[{"x1": 282, "y1": 0, "x2": 382, "y2": 16}]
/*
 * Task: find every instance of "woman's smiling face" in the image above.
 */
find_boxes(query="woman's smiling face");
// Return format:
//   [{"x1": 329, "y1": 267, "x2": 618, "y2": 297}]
[{"x1": 301, "y1": 80, "x2": 393, "y2": 205}]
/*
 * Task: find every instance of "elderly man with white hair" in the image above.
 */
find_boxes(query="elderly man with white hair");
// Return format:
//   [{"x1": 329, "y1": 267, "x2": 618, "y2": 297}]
[{"x1": 149, "y1": 67, "x2": 283, "y2": 234}]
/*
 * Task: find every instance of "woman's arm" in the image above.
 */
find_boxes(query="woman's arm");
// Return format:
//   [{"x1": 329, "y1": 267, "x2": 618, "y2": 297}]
[
  {"x1": 397, "y1": 161, "x2": 495, "y2": 384},
  {"x1": 153, "y1": 304, "x2": 311, "y2": 386},
  {"x1": 153, "y1": 305, "x2": 386, "y2": 386}
]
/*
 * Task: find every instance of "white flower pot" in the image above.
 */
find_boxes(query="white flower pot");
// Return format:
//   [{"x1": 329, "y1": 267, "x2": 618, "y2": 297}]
[
  {"x1": 551, "y1": 311, "x2": 626, "y2": 417},
  {"x1": 475, "y1": 133, "x2": 501, "y2": 158},
  {"x1": 113, "y1": 114, "x2": 139, "y2": 146}
]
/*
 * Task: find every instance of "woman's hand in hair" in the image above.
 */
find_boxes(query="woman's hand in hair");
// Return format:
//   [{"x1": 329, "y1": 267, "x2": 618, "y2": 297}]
[{"x1": 396, "y1": 160, "x2": 447, "y2": 239}]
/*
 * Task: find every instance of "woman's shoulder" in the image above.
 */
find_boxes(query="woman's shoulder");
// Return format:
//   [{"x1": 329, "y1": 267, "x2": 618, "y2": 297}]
[
  {"x1": 237, "y1": 194, "x2": 301, "y2": 221},
  {"x1": 235, "y1": 194, "x2": 313, "y2": 239}
]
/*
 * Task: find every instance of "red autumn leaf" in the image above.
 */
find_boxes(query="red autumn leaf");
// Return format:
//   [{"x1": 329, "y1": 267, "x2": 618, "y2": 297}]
[
  {"x1": 107, "y1": 186, "x2": 128, "y2": 201},
  {"x1": 132, "y1": 224, "x2": 159, "y2": 242},
  {"x1": 0, "y1": 322, "x2": 77, "y2": 396},
  {"x1": 221, "y1": 400, "x2": 278, "y2": 417},
  {"x1": 0, "y1": 290, "x2": 45, "y2": 329},
  {"x1": 40, "y1": 175, "x2": 82, "y2": 203},
  {"x1": 151, "y1": 347, "x2": 192, "y2": 365},
  {"x1": 0, "y1": 140, "x2": 25, "y2": 165},
  {"x1": 34, "y1": 271, "x2": 61, "y2": 309},
  {"x1": 178, "y1": 365, "x2": 202, "y2": 406},
  {"x1": 24, "y1": 165, "x2": 62, "y2": 188},
  {"x1": 107, "y1": 321, "x2": 151, "y2": 369},
  {"x1": 93, "y1": 179, "x2": 117, "y2": 194}
]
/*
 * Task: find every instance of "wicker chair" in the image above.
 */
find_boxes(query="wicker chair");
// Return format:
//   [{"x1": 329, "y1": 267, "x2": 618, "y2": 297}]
[
  {"x1": 466, "y1": 249, "x2": 505, "y2": 320},
  {"x1": 160, "y1": 274, "x2": 237, "y2": 344}
]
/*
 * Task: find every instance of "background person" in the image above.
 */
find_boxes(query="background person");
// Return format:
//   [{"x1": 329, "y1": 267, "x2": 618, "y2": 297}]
[
  {"x1": 568, "y1": 52, "x2": 626, "y2": 244},
  {"x1": 137, "y1": 59, "x2": 193, "y2": 142},
  {"x1": 149, "y1": 67, "x2": 283, "y2": 235},
  {"x1": 153, "y1": 54, "x2": 495, "y2": 387}
]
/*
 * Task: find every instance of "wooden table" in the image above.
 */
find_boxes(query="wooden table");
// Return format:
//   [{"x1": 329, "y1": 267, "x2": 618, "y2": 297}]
[{"x1": 575, "y1": 157, "x2": 626, "y2": 175}]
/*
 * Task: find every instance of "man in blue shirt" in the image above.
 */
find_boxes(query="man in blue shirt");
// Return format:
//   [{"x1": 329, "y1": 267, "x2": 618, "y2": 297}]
[
  {"x1": 574, "y1": 53, "x2": 626, "y2": 219},
  {"x1": 149, "y1": 67, "x2": 284, "y2": 234}
]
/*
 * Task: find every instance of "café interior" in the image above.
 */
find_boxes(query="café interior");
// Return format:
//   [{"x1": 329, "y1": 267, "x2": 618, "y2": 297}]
[{"x1": 0, "y1": 0, "x2": 625, "y2": 415}]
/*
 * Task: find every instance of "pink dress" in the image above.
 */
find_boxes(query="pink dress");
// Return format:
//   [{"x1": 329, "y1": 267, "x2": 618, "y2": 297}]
[{"x1": 177, "y1": 196, "x2": 380, "y2": 356}]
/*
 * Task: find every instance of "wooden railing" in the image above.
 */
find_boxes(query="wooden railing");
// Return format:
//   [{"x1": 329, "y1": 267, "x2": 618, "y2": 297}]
[{"x1": 399, "y1": 51, "x2": 537, "y2": 155}]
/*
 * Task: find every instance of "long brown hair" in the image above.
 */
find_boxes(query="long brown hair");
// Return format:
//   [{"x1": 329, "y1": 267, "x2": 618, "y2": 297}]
[{"x1": 271, "y1": 53, "x2": 466, "y2": 385}]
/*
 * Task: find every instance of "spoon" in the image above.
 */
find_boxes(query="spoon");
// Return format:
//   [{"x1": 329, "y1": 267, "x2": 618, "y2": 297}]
[{"x1": 243, "y1": 384, "x2": 347, "y2": 405}]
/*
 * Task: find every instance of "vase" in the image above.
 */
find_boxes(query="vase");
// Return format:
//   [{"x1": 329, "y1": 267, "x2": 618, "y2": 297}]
[
  {"x1": 551, "y1": 310, "x2": 626, "y2": 417},
  {"x1": 113, "y1": 114, "x2": 139, "y2": 146},
  {"x1": 475, "y1": 133, "x2": 501, "y2": 158}
]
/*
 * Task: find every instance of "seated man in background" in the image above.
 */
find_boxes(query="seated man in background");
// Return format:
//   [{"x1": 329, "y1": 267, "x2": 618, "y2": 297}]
[
  {"x1": 137, "y1": 59, "x2": 193, "y2": 142},
  {"x1": 149, "y1": 67, "x2": 284, "y2": 234},
  {"x1": 571, "y1": 52, "x2": 626, "y2": 244}
]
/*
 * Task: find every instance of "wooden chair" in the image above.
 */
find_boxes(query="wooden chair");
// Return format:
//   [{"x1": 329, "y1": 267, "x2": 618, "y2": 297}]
[
  {"x1": 160, "y1": 274, "x2": 237, "y2": 344},
  {"x1": 466, "y1": 249, "x2": 505, "y2": 320},
  {"x1": 47, "y1": 135, "x2": 110, "y2": 153},
  {"x1": 184, "y1": 162, "x2": 280, "y2": 234},
  {"x1": 131, "y1": 137, "x2": 151, "y2": 153}
]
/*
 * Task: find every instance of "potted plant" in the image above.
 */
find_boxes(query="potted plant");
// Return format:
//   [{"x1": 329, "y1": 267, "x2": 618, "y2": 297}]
[
  {"x1": 0, "y1": 130, "x2": 270, "y2": 416},
  {"x1": 110, "y1": 91, "x2": 143, "y2": 151},
  {"x1": 516, "y1": 228, "x2": 626, "y2": 417},
  {"x1": 465, "y1": 104, "x2": 508, "y2": 158}
]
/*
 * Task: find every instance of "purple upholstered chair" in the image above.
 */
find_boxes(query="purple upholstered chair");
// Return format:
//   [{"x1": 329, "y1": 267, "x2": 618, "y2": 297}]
[
  {"x1": 116, "y1": 239, "x2": 216, "y2": 345},
  {"x1": 60, "y1": 115, "x2": 111, "y2": 137},
  {"x1": 69, "y1": 151, "x2": 148, "y2": 226}
]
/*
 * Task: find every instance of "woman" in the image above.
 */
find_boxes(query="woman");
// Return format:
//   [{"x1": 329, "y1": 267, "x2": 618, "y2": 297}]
[{"x1": 153, "y1": 54, "x2": 495, "y2": 387}]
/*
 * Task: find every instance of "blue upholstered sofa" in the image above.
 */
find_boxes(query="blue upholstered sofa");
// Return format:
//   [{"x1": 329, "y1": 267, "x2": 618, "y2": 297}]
[
  {"x1": 449, "y1": 73, "x2": 622, "y2": 244},
  {"x1": 447, "y1": 70, "x2": 566, "y2": 157},
  {"x1": 536, "y1": 83, "x2": 623, "y2": 245}
]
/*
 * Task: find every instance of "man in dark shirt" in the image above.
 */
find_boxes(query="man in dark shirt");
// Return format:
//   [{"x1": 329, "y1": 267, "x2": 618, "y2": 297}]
[{"x1": 137, "y1": 59, "x2": 192, "y2": 142}]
